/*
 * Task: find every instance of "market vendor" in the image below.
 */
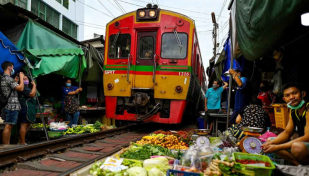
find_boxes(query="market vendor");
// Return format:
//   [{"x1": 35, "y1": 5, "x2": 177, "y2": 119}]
[
  {"x1": 229, "y1": 96, "x2": 271, "y2": 140},
  {"x1": 204, "y1": 78, "x2": 228, "y2": 132},
  {"x1": 257, "y1": 80, "x2": 276, "y2": 106},
  {"x1": 262, "y1": 82, "x2": 309, "y2": 166},
  {"x1": 18, "y1": 75, "x2": 37, "y2": 145},
  {"x1": 228, "y1": 68, "x2": 248, "y2": 125},
  {"x1": 62, "y1": 79, "x2": 82, "y2": 127}
]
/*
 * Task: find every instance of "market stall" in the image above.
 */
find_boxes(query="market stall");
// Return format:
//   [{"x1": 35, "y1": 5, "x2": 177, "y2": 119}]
[{"x1": 79, "y1": 128, "x2": 287, "y2": 176}]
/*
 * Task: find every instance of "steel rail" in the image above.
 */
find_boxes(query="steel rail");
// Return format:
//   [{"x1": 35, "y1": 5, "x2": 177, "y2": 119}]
[{"x1": 0, "y1": 125, "x2": 135, "y2": 167}]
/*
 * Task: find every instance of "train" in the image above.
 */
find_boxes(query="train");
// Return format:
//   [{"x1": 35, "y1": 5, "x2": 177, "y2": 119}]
[{"x1": 103, "y1": 4, "x2": 207, "y2": 124}]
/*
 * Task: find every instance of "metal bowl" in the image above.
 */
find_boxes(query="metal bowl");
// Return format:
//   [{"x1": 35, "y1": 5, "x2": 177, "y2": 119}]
[
  {"x1": 195, "y1": 129, "x2": 210, "y2": 135},
  {"x1": 241, "y1": 126, "x2": 264, "y2": 133}
]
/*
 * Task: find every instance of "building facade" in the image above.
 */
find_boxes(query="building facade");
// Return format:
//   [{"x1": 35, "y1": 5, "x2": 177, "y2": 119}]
[{"x1": 0, "y1": 0, "x2": 84, "y2": 40}]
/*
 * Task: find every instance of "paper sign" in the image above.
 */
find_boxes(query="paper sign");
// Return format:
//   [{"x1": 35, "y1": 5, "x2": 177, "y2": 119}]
[{"x1": 100, "y1": 157, "x2": 128, "y2": 172}]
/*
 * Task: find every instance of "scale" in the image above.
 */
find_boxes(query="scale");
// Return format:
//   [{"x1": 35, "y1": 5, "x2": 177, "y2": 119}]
[
  {"x1": 239, "y1": 127, "x2": 263, "y2": 154},
  {"x1": 193, "y1": 129, "x2": 211, "y2": 148},
  {"x1": 196, "y1": 136, "x2": 210, "y2": 147}
]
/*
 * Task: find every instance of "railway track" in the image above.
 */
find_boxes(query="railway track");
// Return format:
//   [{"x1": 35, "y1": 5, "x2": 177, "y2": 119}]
[{"x1": 0, "y1": 124, "x2": 154, "y2": 176}]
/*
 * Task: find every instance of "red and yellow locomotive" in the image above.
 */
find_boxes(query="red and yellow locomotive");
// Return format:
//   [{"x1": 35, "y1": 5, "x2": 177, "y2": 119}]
[{"x1": 103, "y1": 4, "x2": 207, "y2": 124}]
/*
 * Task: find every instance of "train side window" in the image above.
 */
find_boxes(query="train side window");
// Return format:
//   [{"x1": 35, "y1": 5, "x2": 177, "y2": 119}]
[
  {"x1": 139, "y1": 36, "x2": 154, "y2": 59},
  {"x1": 108, "y1": 34, "x2": 131, "y2": 59},
  {"x1": 161, "y1": 33, "x2": 188, "y2": 59}
]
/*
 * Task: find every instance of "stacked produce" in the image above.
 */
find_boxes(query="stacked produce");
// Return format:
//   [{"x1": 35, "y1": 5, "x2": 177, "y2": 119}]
[
  {"x1": 89, "y1": 157, "x2": 170, "y2": 176},
  {"x1": 204, "y1": 159, "x2": 255, "y2": 176},
  {"x1": 62, "y1": 121, "x2": 116, "y2": 135},
  {"x1": 30, "y1": 123, "x2": 50, "y2": 129},
  {"x1": 136, "y1": 134, "x2": 189, "y2": 150},
  {"x1": 87, "y1": 129, "x2": 277, "y2": 176},
  {"x1": 120, "y1": 143, "x2": 173, "y2": 160}
]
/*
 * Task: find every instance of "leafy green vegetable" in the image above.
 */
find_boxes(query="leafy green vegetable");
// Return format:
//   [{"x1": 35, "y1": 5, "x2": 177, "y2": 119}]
[
  {"x1": 94, "y1": 120, "x2": 103, "y2": 129},
  {"x1": 120, "y1": 143, "x2": 170, "y2": 160}
]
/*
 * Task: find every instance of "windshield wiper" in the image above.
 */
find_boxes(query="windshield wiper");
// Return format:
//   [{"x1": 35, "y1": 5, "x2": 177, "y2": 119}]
[
  {"x1": 111, "y1": 31, "x2": 121, "y2": 48},
  {"x1": 173, "y1": 29, "x2": 182, "y2": 54}
]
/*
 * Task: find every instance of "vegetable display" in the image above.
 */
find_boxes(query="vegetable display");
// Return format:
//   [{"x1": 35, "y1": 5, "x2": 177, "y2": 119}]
[
  {"x1": 120, "y1": 143, "x2": 172, "y2": 160},
  {"x1": 204, "y1": 159, "x2": 255, "y2": 176},
  {"x1": 143, "y1": 157, "x2": 169, "y2": 173},
  {"x1": 136, "y1": 135, "x2": 188, "y2": 150},
  {"x1": 235, "y1": 159, "x2": 271, "y2": 167},
  {"x1": 64, "y1": 125, "x2": 99, "y2": 134},
  {"x1": 30, "y1": 123, "x2": 49, "y2": 129}
]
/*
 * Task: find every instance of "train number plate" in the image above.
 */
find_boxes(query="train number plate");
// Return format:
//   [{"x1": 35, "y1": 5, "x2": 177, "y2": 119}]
[
  {"x1": 179, "y1": 72, "x2": 190, "y2": 76},
  {"x1": 105, "y1": 70, "x2": 115, "y2": 74}
]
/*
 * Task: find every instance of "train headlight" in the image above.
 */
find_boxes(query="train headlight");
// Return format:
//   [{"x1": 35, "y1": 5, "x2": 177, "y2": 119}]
[
  {"x1": 149, "y1": 10, "x2": 156, "y2": 17},
  {"x1": 175, "y1": 85, "x2": 183, "y2": 93},
  {"x1": 138, "y1": 11, "x2": 146, "y2": 18},
  {"x1": 107, "y1": 83, "x2": 114, "y2": 90}
]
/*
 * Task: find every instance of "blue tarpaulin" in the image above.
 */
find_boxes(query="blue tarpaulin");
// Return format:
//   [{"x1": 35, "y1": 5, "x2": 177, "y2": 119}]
[
  {"x1": 0, "y1": 31, "x2": 25, "y2": 74},
  {"x1": 221, "y1": 37, "x2": 244, "y2": 82}
]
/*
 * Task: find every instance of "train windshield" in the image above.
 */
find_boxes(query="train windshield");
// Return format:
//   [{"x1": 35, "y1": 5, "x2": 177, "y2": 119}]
[
  {"x1": 161, "y1": 33, "x2": 188, "y2": 59},
  {"x1": 108, "y1": 34, "x2": 131, "y2": 59}
]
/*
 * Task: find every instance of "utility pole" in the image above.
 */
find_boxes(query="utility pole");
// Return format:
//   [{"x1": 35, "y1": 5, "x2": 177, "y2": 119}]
[{"x1": 211, "y1": 12, "x2": 218, "y2": 60}]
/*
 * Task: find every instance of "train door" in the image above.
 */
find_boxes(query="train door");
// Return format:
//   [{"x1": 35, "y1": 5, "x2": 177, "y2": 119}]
[{"x1": 134, "y1": 31, "x2": 157, "y2": 88}]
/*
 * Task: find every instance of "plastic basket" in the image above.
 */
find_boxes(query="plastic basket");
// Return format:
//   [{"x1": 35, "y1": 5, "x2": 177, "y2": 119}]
[
  {"x1": 166, "y1": 169, "x2": 201, "y2": 176},
  {"x1": 233, "y1": 152, "x2": 275, "y2": 176},
  {"x1": 272, "y1": 104, "x2": 289, "y2": 129},
  {"x1": 47, "y1": 131, "x2": 64, "y2": 139}
]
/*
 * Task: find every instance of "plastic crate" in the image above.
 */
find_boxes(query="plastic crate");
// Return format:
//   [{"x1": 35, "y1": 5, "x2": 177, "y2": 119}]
[
  {"x1": 272, "y1": 104, "x2": 289, "y2": 129},
  {"x1": 166, "y1": 169, "x2": 201, "y2": 176},
  {"x1": 233, "y1": 152, "x2": 275, "y2": 176}
]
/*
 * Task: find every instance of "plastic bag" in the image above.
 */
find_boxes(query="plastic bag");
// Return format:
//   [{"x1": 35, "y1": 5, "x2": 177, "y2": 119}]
[
  {"x1": 272, "y1": 70, "x2": 282, "y2": 95},
  {"x1": 258, "y1": 128, "x2": 277, "y2": 143}
]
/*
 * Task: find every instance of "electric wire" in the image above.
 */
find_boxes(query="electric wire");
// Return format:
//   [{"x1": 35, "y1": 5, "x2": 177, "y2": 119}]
[
  {"x1": 107, "y1": 0, "x2": 123, "y2": 13},
  {"x1": 76, "y1": 0, "x2": 112, "y2": 17},
  {"x1": 98, "y1": 0, "x2": 115, "y2": 17},
  {"x1": 114, "y1": 0, "x2": 127, "y2": 13},
  {"x1": 217, "y1": 0, "x2": 227, "y2": 21}
]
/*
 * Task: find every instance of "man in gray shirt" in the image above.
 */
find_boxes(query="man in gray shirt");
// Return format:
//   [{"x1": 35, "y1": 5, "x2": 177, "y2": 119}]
[{"x1": 1, "y1": 61, "x2": 24, "y2": 144}]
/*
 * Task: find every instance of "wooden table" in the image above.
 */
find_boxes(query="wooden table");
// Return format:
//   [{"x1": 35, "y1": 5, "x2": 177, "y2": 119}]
[{"x1": 210, "y1": 113, "x2": 228, "y2": 137}]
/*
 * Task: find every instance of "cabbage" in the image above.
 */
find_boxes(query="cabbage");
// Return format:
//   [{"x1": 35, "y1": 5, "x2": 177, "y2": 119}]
[
  {"x1": 148, "y1": 167, "x2": 165, "y2": 176},
  {"x1": 143, "y1": 157, "x2": 169, "y2": 172},
  {"x1": 126, "y1": 167, "x2": 147, "y2": 176}
]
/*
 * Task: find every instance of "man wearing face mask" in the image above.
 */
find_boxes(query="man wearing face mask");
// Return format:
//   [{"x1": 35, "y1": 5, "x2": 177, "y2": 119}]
[
  {"x1": 262, "y1": 82, "x2": 309, "y2": 165},
  {"x1": 204, "y1": 79, "x2": 228, "y2": 132},
  {"x1": 1, "y1": 61, "x2": 24, "y2": 144}
]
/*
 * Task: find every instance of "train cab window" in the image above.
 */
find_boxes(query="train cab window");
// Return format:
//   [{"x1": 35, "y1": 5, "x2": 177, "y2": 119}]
[
  {"x1": 161, "y1": 33, "x2": 188, "y2": 59},
  {"x1": 108, "y1": 34, "x2": 131, "y2": 59},
  {"x1": 139, "y1": 36, "x2": 154, "y2": 59}
]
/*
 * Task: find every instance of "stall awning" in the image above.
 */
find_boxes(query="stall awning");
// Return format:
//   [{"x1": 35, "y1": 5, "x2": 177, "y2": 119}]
[
  {"x1": 17, "y1": 20, "x2": 78, "y2": 50},
  {"x1": 235, "y1": 0, "x2": 309, "y2": 61},
  {"x1": 0, "y1": 31, "x2": 25, "y2": 74},
  {"x1": 23, "y1": 48, "x2": 86, "y2": 81},
  {"x1": 83, "y1": 44, "x2": 104, "y2": 82}
]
